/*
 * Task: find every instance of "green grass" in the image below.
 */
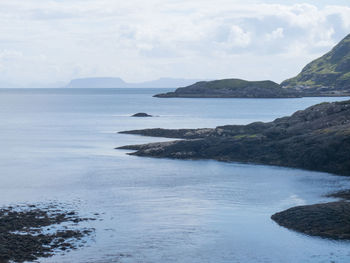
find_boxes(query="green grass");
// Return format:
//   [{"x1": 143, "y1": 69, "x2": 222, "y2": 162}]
[{"x1": 234, "y1": 134, "x2": 259, "y2": 139}]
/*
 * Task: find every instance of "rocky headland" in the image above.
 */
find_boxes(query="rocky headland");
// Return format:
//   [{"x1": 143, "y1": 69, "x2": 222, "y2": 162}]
[{"x1": 118, "y1": 100, "x2": 350, "y2": 176}]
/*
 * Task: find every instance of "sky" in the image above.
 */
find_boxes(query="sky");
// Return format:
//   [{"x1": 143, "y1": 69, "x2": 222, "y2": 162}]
[{"x1": 0, "y1": 0, "x2": 350, "y2": 86}]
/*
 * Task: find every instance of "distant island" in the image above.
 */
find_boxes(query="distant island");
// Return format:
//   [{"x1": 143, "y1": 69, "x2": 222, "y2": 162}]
[
  {"x1": 154, "y1": 79, "x2": 300, "y2": 98},
  {"x1": 154, "y1": 34, "x2": 350, "y2": 98}
]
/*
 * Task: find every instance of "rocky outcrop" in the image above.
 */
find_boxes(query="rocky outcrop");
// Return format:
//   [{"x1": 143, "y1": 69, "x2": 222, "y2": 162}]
[
  {"x1": 131, "y1": 112, "x2": 153, "y2": 117},
  {"x1": 118, "y1": 100, "x2": 350, "y2": 176},
  {"x1": 271, "y1": 201, "x2": 350, "y2": 240},
  {"x1": 154, "y1": 79, "x2": 300, "y2": 98}
]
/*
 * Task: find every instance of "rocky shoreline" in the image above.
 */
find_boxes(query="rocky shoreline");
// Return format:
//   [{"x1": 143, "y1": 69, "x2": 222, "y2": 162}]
[
  {"x1": 118, "y1": 100, "x2": 350, "y2": 240},
  {"x1": 0, "y1": 203, "x2": 96, "y2": 262},
  {"x1": 118, "y1": 100, "x2": 350, "y2": 176}
]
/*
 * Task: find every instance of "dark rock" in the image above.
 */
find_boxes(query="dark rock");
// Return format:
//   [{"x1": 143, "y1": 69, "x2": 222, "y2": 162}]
[
  {"x1": 0, "y1": 203, "x2": 95, "y2": 263},
  {"x1": 131, "y1": 112, "x2": 153, "y2": 117},
  {"x1": 271, "y1": 201, "x2": 350, "y2": 240},
  {"x1": 327, "y1": 189, "x2": 350, "y2": 200}
]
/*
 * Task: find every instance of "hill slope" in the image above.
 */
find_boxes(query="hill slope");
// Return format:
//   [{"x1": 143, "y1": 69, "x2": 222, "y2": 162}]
[{"x1": 282, "y1": 34, "x2": 350, "y2": 95}]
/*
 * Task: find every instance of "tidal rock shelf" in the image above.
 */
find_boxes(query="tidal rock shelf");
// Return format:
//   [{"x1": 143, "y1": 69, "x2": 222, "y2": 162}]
[{"x1": 0, "y1": 203, "x2": 96, "y2": 263}]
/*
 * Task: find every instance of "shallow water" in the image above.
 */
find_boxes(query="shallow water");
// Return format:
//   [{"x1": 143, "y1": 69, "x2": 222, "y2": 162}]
[{"x1": 1, "y1": 88, "x2": 350, "y2": 262}]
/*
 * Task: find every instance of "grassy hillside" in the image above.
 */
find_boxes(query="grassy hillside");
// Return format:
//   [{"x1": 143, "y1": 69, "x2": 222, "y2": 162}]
[{"x1": 282, "y1": 34, "x2": 350, "y2": 93}]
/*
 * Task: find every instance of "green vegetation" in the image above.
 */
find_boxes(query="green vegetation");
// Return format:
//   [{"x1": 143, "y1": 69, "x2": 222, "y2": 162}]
[{"x1": 233, "y1": 134, "x2": 259, "y2": 139}]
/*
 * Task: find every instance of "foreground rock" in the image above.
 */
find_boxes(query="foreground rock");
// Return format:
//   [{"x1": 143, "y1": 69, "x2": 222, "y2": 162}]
[
  {"x1": 0, "y1": 203, "x2": 95, "y2": 262},
  {"x1": 271, "y1": 201, "x2": 350, "y2": 240},
  {"x1": 131, "y1": 112, "x2": 153, "y2": 117},
  {"x1": 118, "y1": 100, "x2": 350, "y2": 176},
  {"x1": 154, "y1": 79, "x2": 300, "y2": 98}
]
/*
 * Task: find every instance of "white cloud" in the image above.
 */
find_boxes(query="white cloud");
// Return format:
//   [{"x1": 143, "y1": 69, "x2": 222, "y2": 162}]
[
  {"x1": 266, "y1": 28, "x2": 284, "y2": 41},
  {"x1": 227, "y1": 26, "x2": 252, "y2": 47},
  {"x1": 0, "y1": 0, "x2": 349, "y2": 85}
]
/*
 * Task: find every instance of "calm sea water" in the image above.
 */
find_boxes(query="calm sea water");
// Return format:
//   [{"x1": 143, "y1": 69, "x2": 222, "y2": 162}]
[{"x1": 1, "y1": 88, "x2": 350, "y2": 263}]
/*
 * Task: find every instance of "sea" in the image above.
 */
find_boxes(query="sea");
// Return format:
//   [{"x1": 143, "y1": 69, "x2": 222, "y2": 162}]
[{"x1": 1, "y1": 88, "x2": 350, "y2": 263}]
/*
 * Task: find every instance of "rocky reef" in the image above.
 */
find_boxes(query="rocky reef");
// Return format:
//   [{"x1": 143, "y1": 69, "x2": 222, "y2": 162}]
[
  {"x1": 154, "y1": 79, "x2": 300, "y2": 98},
  {"x1": 131, "y1": 112, "x2": 153, "y2": 117},
  {"x1": 118, "y1": 100, "x2": 350, "y2": 176}
]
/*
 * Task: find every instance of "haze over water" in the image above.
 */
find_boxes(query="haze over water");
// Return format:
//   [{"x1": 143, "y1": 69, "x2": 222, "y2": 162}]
[{"x1": 1, "y1": 88, "x2": 350, "y2": 262}]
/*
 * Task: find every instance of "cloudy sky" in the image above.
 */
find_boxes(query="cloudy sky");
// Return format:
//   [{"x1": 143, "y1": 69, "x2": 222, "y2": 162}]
[{"x1": 0, "y1": 0, "x2": 350, "y2": 86}]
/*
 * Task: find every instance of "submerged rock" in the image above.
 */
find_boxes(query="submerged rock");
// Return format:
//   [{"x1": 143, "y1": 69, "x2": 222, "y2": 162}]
[
  {"x1": 271, "y1": 201, "x2": 350, "y2": 240},
  {"x1": 131, "y1": 112, "x2": 153, "y2": 117}
]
